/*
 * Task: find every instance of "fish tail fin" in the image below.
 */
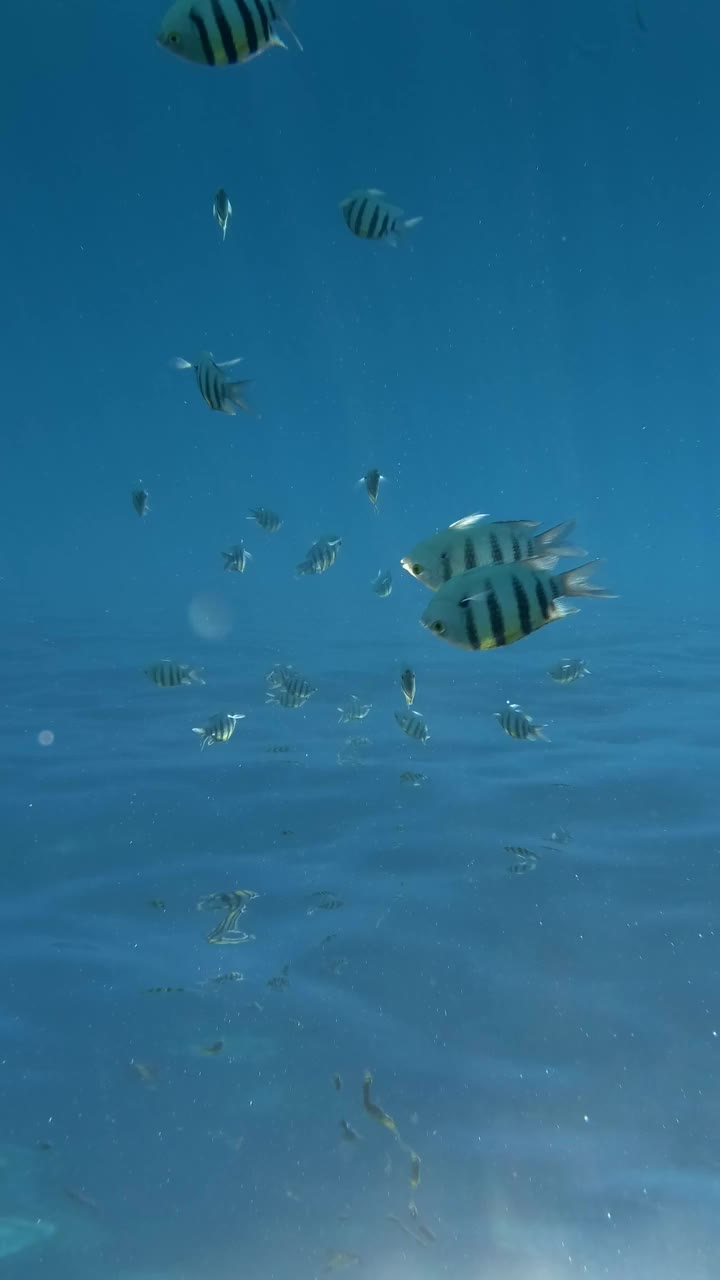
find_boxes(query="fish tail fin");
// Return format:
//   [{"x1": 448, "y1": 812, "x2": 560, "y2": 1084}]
[
  {"x1": 535, "y1": 725, "x2": 551, "y2": 742},
  {"x1": 559, "y1": 560, "x2": 616, "y2": 600},
  {"x1": 225, "y1": 380, "x2": 253, "y2": 414},
  {"x1": 272, "y1": 0, "x2": 303, "y2": 49},
  {"x1": 401, "y1": 216, "x2": 423, "y2": 232},
  {"x1": 189, "y1": 668, "x2": 205, "y2": 685},
  {"x1": 536, "y1": 519, "x2": 586, "y2": 560}
]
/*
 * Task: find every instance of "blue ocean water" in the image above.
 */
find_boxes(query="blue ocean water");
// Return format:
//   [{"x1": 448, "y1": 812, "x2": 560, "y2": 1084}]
[{"x1": 3, "y1": 0, "x2": 720, "y2": 1276}]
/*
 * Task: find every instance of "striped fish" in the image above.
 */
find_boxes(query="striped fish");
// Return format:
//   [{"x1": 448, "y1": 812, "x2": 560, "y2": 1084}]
[
  {"x1": 495, "y1": 703, "x2": 548, "y2": 742},
  {"x1": 145, "y1": 660, "x2": 204, "y2": 687},
  {"x1": 222, "y1": 543, "x2": 252, "y2": 572},
  {"x1": 192, "y1": 712, "x2": 245, "y2": 749},
  {"x1": 248, "y1": 507, "x2": 282, "y2": 532},
  {"x1": 337, "y1": 696, "x2": 371, "y2": 725},
  {"x1": 132, "y1": 487, "x2": 149, "y2": 517},
  {"x1": 420, "y1": 560, "x2": 614, "y2": 652},
  {"x1": 402, "y1": 514, "x2": 585, "y2": 591},
  {"x1": 296, "y1": 536, "x2": 342, "y2": 577},
  {"x1": 548, "y1": 657, "x2": 590, "y2": 684},
  {"x1": 213, "y1": 188, "x2": 232, "y2": 240},
  {"x1": 173, "y1": 352, "x2": 253, "y2": 415},
  {"x1": 400, "y1": 668, "x2": 416, "y2": 707},
  {"x1": 358, "y1": 468, "x2": 384, "y2": 509},
  {"x1": 157, "y1": 0, "x2": 302, "y2": 67},
  {"x1": 340, "y1": 190, "x2": 422, "y2": 245},
  {"x1": 266, "y1": 671, "x2": 316, "y2": 708},
  {"x1": 395, "y1": 709, "x2": 430, "y2": 743}
]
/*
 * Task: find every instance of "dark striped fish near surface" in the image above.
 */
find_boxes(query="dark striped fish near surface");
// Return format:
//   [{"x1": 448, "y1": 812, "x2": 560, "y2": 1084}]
[
  {"x1": 248, "y1": 507, "x2": 282, "y2": 532},
  {"x1": 157, "y1": 0, "x2": 302, "y2": 67},
  {"x1": 548, "y1": 657, "x2": 590, "y2": 684},
  {"x1": 402, "y1": 514, "x2": 584, "y2": 591},
  {"x1": 421, "y1": 560, "x2": 615, "y2": 652},
  {"x1": 495, "y1": 703, "x2": 549, "y2": 743},
  {"x1": 222, "y1": 543, "x2": 252, "y2": 572},
  {"x1": 173, "y1": 352, "x2": 253, "y2": 415},
  {"x1": 395, "y1": 709, "x2": 430, "y2": 743},
  {"x1": 340, "y1": 190, "x2": 422, "y2": 245},
  {"x1": 213, "y1": 188, "x2": 232, "y2": 240},
  {"x1": 145, "y1": 660, "x2": 205, "y2": 688}
]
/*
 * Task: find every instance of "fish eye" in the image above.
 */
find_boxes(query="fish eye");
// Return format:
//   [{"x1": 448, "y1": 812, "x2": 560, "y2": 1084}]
[
  {"x1": 430, "y1": 620, "x2": 445, "y2": 635},
  {"x1": 411, "y1": 563, "x2": 423, "y2": 576},
  {"x1": 167, "y1": 30, "x2": 180, "y2": 44}
]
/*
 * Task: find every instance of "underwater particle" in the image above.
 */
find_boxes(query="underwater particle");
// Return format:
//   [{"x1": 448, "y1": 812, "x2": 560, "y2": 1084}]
[
  {"x1": 200, "y1": 1040, "x2": 224, "y2": 1055},
  {"x1": 340, "y1": 189, "x2": 422, "y2": 244},
  {"x1": 172, "y1": 351, "x2": 253, "y2": 415},
  {"x1": 157, "y1": 0, "x2": 302, "y2": 66},
  {"x1": 333, "y1": 1073, "x2": 343, "y2": 1092},
  {"x1": 421, "y1": 560, "x2": 614, "y2": 652},
  {"x1": 213, "y1": 188, "x2": 232, "y2": 239},
  {"x1": 37, "y1": 730, "x2": 54, "y2": 747},
  {"x1": 395, "y1": 709, "x2": 430, "y2": 744},
  {"x1": 192, "y1": 712, "x2": 245, "y2": 749},
  {"x1": 131, "y1": 487, "x2": 149, "y2": 517},
  {"x1": 408, "y1": 1149, "x2": 421, "y2": 1189},
  {"x1": 324, "y1": 1250, "x2": 360, "y2": 1272},
  {"x1": 188, "y1": 592, "x2": 232, "y2": 640},
  {"x1": 402, "y1": 514, "x2": 583, "y2": 591},
  {"x1": 130, "y1": 1061, "x2": 159, "y2": 1087},
  {"x1": 145, "y1": 986, "x2": 186, "y2": 994},
  {"x1": 495, "y1": 703, "x2": 549, "y2": 742},
  {"x1": 148, "y1": 899, "x2": 167, "y2": 911}
]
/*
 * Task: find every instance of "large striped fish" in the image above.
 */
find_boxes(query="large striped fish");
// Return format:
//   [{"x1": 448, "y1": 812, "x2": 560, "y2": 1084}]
[
  {"x1": 420, "y1": 560, "x2": 614, "y2": 652},
  {"x1": 157, "y1": 0, "x2": 302, "y2": 67},
  {"x1": 173, "y1": 351, "x2": 253, "y2": 415},
  {"x1": 340, "y1": 190, "x2": 422, "y2": 245},
  {"x1": 401, "y1": 514, "x2": 584, "y2": 591}
]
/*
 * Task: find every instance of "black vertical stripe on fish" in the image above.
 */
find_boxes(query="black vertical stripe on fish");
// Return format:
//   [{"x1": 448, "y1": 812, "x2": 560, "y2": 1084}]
[
  {"x1": 463, "y1": 537, "x2": 477, "y2": 571},
  {"x1": 353, "y1": 199, "x2": 368, "y2": 237},
  {"x1": 440, "y1": 551, "x2": 452, "y2": 583},
  {"x1": 189, "y1": 8, "x2": 216, "y2": 63},
  {"x1": 268, "y1": 0, "x2": 277, "y2": 15},
  {"x1": 230, "y1": 0, "x2": 259, "y2": 53},
  {"x1": 490, "y1": 532, "x2": 503, "y2": 564},
  {"x1": 367, "y1": 204, "x2": 380, "y2": 238},
  {"x1": 485, "y1": 582, "x2": 506, "y2": 647},
  {"x1": 535, "y1": 578, "x2": 551, "y2": 621},
  {"x1": 211, "y1": 0, "x2": 239, "y2": 61},
  {"x1": 379, "y1": 212, "x2": 390, "y2": 238},
  {"x1": 460, "y1": 599, "x2": 481, "y2": 650},
  {"x1": 512, "y1": 576, "x2": 532, "y2": 636},
  {"x1": 253, "y1": 0, "x2": 271, "y2": 44},
  {"x1": 511, "y1": 534, "x2": 522, "y2": 560}
]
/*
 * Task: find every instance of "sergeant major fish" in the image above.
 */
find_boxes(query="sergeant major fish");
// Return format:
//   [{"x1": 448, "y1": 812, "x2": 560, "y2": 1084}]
[
  {"x1": 340, "y1": 190, "x2": 422, "y2": 245},
  {"x1": 248, "y1": 507, "x2": 282, "y2": 532},
  {"x1": 395, "y1": 709, "x2": 430, "y2": 744},
  {"x1": 337, "y1": 695, "x2": 371, "y2": 724},
  {"x1": 173, "y1": 351, "x2": 253, "y2": 415},
  {"x1": 372, "y1": 570, "x2": 392, "y2": 597},
  {"x1": 213, "y1": 188, "x2": 232, "y2": 240},
  {"x1": 421, "y1": 560, "x2": 614, "y2": 651},
  {"x1": 495, "y1": 703, "x2": 549, "y2": 742},
  {"x1": 548, "y1": 657, "x2": 590, "y2": 684},
  {"x1": 296, "y1": 536, "x2": 342, "y2": 576},
  {"x1": 359, "y1": 468, "x2": 384, "y2": 509},
  {"x1": 400, "y1": 667, "x2": 416, "y2": 706},
  {"x1": 192, "y1": 712, "x2": 245, "y2": 748},
  {"x1": 222, "y1": 543, "x2": 252, "y2": 572},
  {"x1": 157, "y1": 0, "x2": 302, "y2": 67},
  {"x1": 402, "y1": 514, "x2": 584, "y2": 591},
  {"x1": 145, "y1": 659, "x2": 205, "y2": 687},
  {"x1": 132, "y1": 487, "x2": 149, "y2": 517}
]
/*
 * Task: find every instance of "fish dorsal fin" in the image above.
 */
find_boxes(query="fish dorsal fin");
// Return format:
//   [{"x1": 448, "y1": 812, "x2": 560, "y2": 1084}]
[
  {"x1": 367, "y1": 188, "x2": 385, "y2": 196},
  {"x1": 448, "y1": 512, "x2": 488, "y2": 530}
]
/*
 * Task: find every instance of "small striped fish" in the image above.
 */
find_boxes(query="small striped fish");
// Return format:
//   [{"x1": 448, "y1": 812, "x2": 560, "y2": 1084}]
[
  {"x1": 173, "y1": 352, "x2": 252, "y2": 416},
  {"x1": 421, "y1": 560, "x2": 614, "y2": 652},
  {"x1": 359, "y1": 468, "x2": 384, "y2": 509},
  {"x1": 145, "y1": 660, "x2": 204, "y2": 688},
  {"x1": 400, "y1": 668, "x2": 416, "y2": 707},
  {"x1": 495, "y1": 703, "x2": 548, "y2": 743},
  {"x1": 400, "y1": 771, "x2": 426, "y2": 787},
  {"x1": 548, "y1": 658, "x2": 590, "y2": 684},
  {"x1": 402, "y1": 514, "x2": 585, "y2": 592},
  {"x1": 248, "y1": 507, "x2": 282, "y2": 532},
  {"x1": 372, "y1": 570, "x2": 392, "y2": 597},
  {"x1": 266, "y1": 663, "x2": 296, "y2": 689},
  {"x1": 296, "y1": 536, "x2": 342, "y2": 577},
  {"x1": 395, "y1": 709, "x2": 430, "y2": 743},
  {"x1": 266, "y1": 677, "x2": 316, "y2": 708},
  {"x1": 222, "y1": 543, "x2": 252, "y2": 572},
  {"x1": 213, "y1": 188, "x2": 232, "y2": 240},
  {"x1": 132, "y1": 487, "x2": 149, "y2": 517},
  {"x1": 192, "y1": 712, "x2": 245, "y2": 749},
  {"x1": 337, "y1": 696, "x2": 371, "y2": 725},
  {"x1": 340, "y1": 190, "x2": 422, "y2": 245},
  {"x1": 158, "y1": 0, "x2": 302, "y2": 67}
]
